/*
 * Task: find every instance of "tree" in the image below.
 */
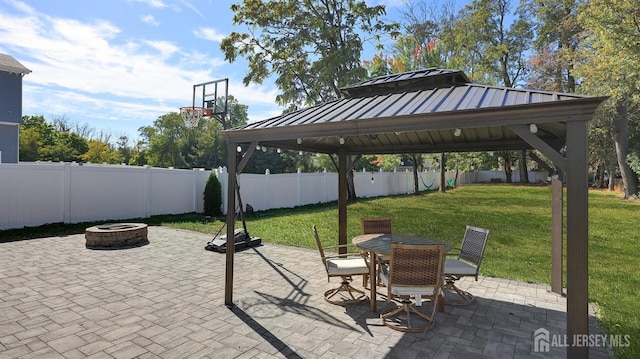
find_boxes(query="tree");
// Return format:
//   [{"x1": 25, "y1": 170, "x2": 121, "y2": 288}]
[
  {"x1": 576, "y1": 0, "x2": 640, "y2": 198},
  {"x1": 116, "y1": 136, "x2": 135, "y2": 164},
  {"x1": 136, "y1": 96, "x2": 250, "y2": 169},
  {"x1": 138, "y1": 113, "x2": 186, "y2": 168},
  {"x1": 42, "y1": 131, "x2": 89, "y2": 162},
  {"x1": 440, "y1": 0, "x2": 534, "y2": 183},
  {"x1": 221, "y1": 0, "x2": 398, "y2": 199},
  {"x1": 363, "y1": 34, "x2": 441, "y2": 193},
  {"x1": 19, "y1": 116, "x2": 56, "y2": 161},
  {"x1": 81, "y1": 140, "x2": 123, "y2": 164},
  {"x1": 526, "y1": 0, "x2": 581, "y2": 93},
  {"x1": 442, "y1": 0, "x2": 533, "y2": 87}
]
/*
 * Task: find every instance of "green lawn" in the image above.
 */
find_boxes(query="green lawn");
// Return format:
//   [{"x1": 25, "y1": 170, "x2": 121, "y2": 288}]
[{"x1": 2, "y1": 184, "x2": 638, "y2": 358}]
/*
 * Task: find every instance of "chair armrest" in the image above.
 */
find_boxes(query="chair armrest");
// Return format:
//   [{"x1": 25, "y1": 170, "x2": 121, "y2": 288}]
[
  {"x1": 324, "y1": 253, "x2": 366, "y2": 260},
  {"x1": 324, "y1": 244, "x2": 361, "y2": 255},
  {"x1": 446, "y1": 248, "x2": 460, "y2": 257}
]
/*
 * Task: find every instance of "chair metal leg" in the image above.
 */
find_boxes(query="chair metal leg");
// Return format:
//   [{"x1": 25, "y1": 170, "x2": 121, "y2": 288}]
[
  {"x1": 444, "y1": 275, "x2": 474, "y2": 305},
  {"x1": 324, "y1": 278, "x2": 368, "y2": 306},
  {"x1": 381, "y1": 298, "x2": 437, "y2": 333}
]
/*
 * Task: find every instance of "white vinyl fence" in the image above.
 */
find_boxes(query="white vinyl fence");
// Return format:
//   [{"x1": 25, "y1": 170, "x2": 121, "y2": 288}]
[{"x1": 0, "y1": 162, "x2": 548, "y2": 230}]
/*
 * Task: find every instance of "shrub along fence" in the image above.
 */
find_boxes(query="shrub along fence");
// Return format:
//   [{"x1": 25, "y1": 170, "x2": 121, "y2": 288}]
[{"x1": 0, "y1": 162, "x2": 547, "y2": 230}]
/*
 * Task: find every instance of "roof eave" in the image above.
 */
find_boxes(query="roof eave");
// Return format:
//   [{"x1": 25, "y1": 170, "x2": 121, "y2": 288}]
[{"x1": 221, "y1": 96, "x2": 608, "y2": 144}]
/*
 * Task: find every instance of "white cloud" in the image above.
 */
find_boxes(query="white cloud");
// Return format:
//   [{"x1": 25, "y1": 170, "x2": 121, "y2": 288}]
[
  {"x1": 140, "y1": 14, "x2": 160, "y2": 26},
  {"x1": 180, "y1": 0, "x2": 205, "y2": 19},
  {"x1": 193, "y1": 27, "x2": 226, "y2": 43},
  {"x1": 127, "y1": 0, "x2": 167, "y2": 9},
  {"x1": 5, "y1": 0, "x2": 35, "y2": 14},
  {"x1": 0, "y1": 2, "x2": 283, "y2": 138}
]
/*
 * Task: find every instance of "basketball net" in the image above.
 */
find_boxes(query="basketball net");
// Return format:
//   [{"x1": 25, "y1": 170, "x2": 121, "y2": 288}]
[{"x1": 180, "y1": 106, "x2": 211, "y2": 128}]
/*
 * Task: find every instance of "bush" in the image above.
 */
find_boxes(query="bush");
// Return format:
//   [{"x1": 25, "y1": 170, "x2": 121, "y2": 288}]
[{"x1": 203, "y1": 173, "x2": 222, "y2": 217}]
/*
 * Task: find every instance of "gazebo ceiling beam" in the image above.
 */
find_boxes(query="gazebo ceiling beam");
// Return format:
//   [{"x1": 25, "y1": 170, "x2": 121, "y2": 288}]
[{"x1": 509, "y1": 125, "x2": 567, "y2": 172}]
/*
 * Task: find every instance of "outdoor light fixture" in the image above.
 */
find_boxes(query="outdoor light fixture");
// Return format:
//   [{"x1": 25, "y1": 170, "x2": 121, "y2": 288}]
[
  {"x1": 256, "y1": 145, "x2": 261, "y2": 151},
  {"x1": 236, "y1": 145, "x2": 242, "y2": 153},
  {"x1": 454, "y1": 128, "x2": 462, "y2": 137},
  {"x1": 277, "y1": 148, "x2": 282, "y2": 154},
  {"x1": 299, "y1": 151, "x2": 303, "y2": 155},
  {"x1": 529, "y1": 124, "x2": 538, "y2": 134},
  {"x1": 339, "y1": 137, "x2": 345, "y2": 145},
  {"x1": 261, "y1": 146, "x2": 267, "y2": 152},
  {"x1": 297, "y1": 138, "x2": 302, "y2": 144}
]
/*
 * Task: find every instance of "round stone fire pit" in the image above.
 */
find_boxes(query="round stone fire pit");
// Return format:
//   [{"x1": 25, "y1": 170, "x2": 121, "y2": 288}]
[{"x1": 85, "y1": 223, "x2": 149, "y2": 249}]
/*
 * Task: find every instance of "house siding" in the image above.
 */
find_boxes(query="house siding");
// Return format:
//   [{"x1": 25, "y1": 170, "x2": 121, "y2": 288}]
[
  {"x1": 0, "y1": 65, "x2": 25, "y2": 163},
  {"x1": 0, "y1": 123, "x2": 19, "y2": 163}
]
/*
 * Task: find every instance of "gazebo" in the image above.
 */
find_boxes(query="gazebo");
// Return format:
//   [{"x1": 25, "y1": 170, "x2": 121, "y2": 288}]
[{"x1": 220, "y1": 69, "x2": 607, "y2": 359}]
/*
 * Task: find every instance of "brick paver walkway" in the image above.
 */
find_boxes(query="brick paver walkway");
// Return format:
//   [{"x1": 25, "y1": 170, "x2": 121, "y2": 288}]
[{"x1": 0, "y1": 227, "x2": 609, "y2": 358}]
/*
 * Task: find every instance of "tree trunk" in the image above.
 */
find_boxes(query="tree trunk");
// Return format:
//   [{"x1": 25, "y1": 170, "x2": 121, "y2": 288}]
[
  {"x1": 518, "y1": 150, "x2": 529, "y2": 183},
  {"x1": 613, "y1": 101, "x2": 639, "y2": 199},
  {"x1": 346, "y1": 155, "x2": 357, "y2": 200},
  {"x1": 596, "y1": 164, "x2": 605, "y2": 188},
  {"x1": 412, "y1": 155, "x2": 419, "y2": 195},
  {"x1": 440, "y1": 153, "x2": 446, "y2": 193},
  {"x1": 608, "y1": 164, "x2": 616, "y2": 192}
]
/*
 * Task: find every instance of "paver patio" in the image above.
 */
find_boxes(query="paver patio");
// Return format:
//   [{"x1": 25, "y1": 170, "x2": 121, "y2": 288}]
[{"x1": 0, "y1": 226, "x2": 609, "y2": 358}]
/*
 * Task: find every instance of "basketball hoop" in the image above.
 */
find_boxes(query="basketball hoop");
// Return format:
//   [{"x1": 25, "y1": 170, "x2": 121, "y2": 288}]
[{"x1": 180, "y1": 106, "x2": 211, "y2": 128}]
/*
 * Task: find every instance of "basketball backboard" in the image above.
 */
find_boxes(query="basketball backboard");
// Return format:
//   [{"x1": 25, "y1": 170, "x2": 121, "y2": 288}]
[{"x1": 192, "y1": 78, "x2": 229, "y2": 119}]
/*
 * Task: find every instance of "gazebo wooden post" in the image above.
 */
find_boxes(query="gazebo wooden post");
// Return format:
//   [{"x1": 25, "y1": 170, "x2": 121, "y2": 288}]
[
  {"x1": 338, "y1": 149, "x2": 348, "y2": 254},
  {"x1": 551, "y1": 173, "x2": 564, "y2": 295},
  {"x1": 224, "y1": 141, "x2": 237, "y2": 307},
  {"x1": 565, "y1": 120, "x2": 589, "y2": 359}
]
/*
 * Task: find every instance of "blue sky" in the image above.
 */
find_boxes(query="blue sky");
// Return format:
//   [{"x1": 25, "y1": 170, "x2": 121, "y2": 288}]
[{"x1": 0, "y1": 0, "x2": 409, "y2": 143}]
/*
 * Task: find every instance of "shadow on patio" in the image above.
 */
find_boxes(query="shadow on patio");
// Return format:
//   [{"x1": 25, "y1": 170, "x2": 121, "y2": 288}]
[{"x1": 0, "y1": 227, "x2": 609, "y2": 358}]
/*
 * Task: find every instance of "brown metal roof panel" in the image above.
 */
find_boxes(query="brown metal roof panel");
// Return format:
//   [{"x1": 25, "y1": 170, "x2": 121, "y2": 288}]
[
  {"x1": 251, "y1": 111, "x2": 302, "y2": 129},
  {"x1": 296, "y1": 98, "x2": 355, "y2": 125},
  {"x1": 435, "y1": 85, "x2": 475, "y2": 112},
  {"x1": 329, "y1": 95, "x2": 387, "y2": 122},
  {"x1": 357, "y1": 92, "x2": 411, "y2": 118},
  {"x1": 412, "y1": 86, "x2": 458, "y2": 113},
  {"x1": 288, "y1": 101, "x2": 344, "y2": 125},
  {"x1": 456, "y1": 86, "x2": 489, "y2": 109},
  {"x1": 504, "y1": 89, "x2": 528, "y2": 106},
  {"x1": 477, "y1": 88, "x2": 508, "y2": 108},
  {"x1": 397, "y1": 89, "x2": 438, "y2": 115},
  {"x1": 340, "y1": 95, "x2": 391, "y2": 120},
  {"x1": 531, "y1": 91, "x2": 558, "y2": 104},
  {"x1": 372, "y1": 92, "x2": 423, "y2": 118}
]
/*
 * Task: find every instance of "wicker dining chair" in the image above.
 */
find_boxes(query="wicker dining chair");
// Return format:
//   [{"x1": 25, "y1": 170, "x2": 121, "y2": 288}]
[
  {"x1": 379, "y1": 243, "x2": 445, "y2": 332},
  {"x1": 360, "y1": 217, "x2": 393, "y2": 285},
  {"x1": 443, "y1": 225, "x2": 490, "y2": 305},
  {"x1": 361, "y1": 217, "x2": 393, "y2": 235},
  {"x1": 313, "y1": 225, "x2": 370, "y2": 306}
]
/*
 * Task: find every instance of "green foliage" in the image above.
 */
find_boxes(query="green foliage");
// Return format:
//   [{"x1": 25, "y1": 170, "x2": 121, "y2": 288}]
[
  {"x1": 203, "y1": 173, "x2": 222, "y2": 217},
  {"x1": 18, "y1": 115, "x2": 138, "y2": 164},
  {"x1": 137, "y1": 96, "x2": 249, "y2": 169},
  {"x1": 221, "y1": 0, "x2": 399, "y2": 107},
  {"x1": 441, "y1": 0, "x2": 533, "y2": 87},
  {"x1": 81, "y1": 140, "x2": 124, "y2": 164},
  {"x1": 19, "y1": 116, "x2": 58, "y2": 161},
  {"x1": 575, "y1": 0, "x2": 640, "y2": 197}
]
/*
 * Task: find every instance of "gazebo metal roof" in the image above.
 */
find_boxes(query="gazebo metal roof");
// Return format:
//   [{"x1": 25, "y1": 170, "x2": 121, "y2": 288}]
[
  {"x1": 220, "y1": 69, "x2": 607, "y2": 359},
  {"x1": 224, "y1": 68, "x2": 605, "y2": 157}
]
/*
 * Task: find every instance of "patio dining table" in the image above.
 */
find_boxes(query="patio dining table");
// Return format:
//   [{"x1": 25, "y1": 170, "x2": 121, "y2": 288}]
[{"x1": 353, "y1": 233, "x2": 451, "y2": 312}]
